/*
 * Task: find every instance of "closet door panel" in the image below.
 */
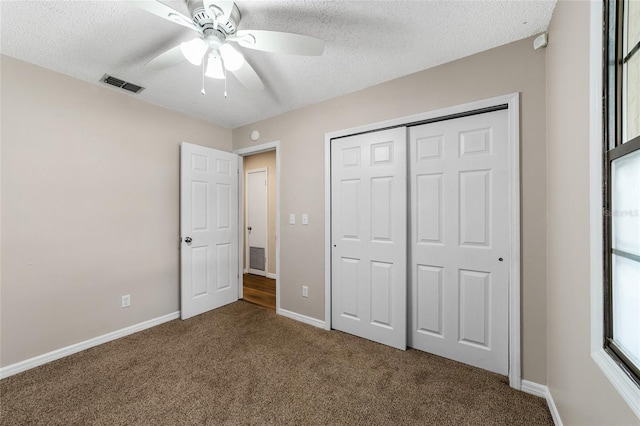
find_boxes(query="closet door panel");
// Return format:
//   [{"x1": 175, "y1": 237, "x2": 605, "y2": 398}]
[
  {"x1": 331, "y1": 128, "x2": 407, "y2": 350},
  {"x1": 408, "y1": 110, "x2": 509, "y2": 375}
]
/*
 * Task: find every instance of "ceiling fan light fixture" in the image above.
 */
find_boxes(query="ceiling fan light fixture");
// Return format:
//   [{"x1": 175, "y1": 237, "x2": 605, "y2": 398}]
[
  {"x1": 205, "y1": 54, "x2": 225, "y2": 79},
  {"x1": 135, "y1": 1, "x2": 324, "y2": 93},
  {"x1": 219, "y1": 43, "x2": 244, "y2": 71},
  {"x1": 180, "y1": 38, "x2": 208, "y2": 65}
]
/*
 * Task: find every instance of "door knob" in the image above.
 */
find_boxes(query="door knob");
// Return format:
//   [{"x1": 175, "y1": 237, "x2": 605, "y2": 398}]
[
  {"x1": 185, "y1": 237, "x2": 192, "y2": 243},
  {"x1": 247, "y1": 226, "x2": 252, "y2": 231}
]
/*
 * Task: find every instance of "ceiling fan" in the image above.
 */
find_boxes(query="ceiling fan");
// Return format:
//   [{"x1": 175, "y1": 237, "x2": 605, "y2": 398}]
[{"x1": 130, "y1": 0, "x2": 325, "y2": 93}]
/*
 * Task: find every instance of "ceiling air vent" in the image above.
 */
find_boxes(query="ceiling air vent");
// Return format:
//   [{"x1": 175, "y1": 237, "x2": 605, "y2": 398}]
[{"x1": 100, "y1": 74, "x2": 145, "y2": 94}]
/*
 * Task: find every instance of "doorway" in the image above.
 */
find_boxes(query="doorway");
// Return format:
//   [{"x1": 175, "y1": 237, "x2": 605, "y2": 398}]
[{"x1": 236, "y1": 143, "x2": 280, "y2": 311}]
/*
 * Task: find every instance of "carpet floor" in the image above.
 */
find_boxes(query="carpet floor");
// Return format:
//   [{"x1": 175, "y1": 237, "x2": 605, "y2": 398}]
[{"x1": 0, "y1": 301, "x2": 552, "y2": 425}]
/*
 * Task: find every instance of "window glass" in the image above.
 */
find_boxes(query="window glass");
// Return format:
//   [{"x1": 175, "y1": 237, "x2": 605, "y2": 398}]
[
  {"x1": 627, "y1": 0, "x2": 640, "y2": 56},
  {"x1": 610, "y1": 149, "x2": 640, "y2": 367},
  {"x1": 625, "y1": 0, "x2": 640, "y2": 142},
  {"x1": 612, "y1": 254, "x2": 640, "y2": 367},
  {"x1": 612, "y1": 149, "x2": 640, "y2": 253},
  {"x1": 608, "y1": 1, "x2": 619, "y2": 150},
  {"x1": 626, "y1": 51, "x2": 640, "y2": 142}
]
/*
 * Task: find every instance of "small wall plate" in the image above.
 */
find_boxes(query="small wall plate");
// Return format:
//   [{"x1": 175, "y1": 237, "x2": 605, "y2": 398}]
[{"x1": 533, "y1": 33, "x2": 548, "y2": 50}]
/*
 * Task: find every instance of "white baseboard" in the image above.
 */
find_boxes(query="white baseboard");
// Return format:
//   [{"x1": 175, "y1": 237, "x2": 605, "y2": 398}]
[
  {"x1": 546, "y1": 389, "x2": 563, "y2": 426},
  {"x1": 0, "y1": 311, "x2": 180, "y2": 380},
  {"x1": 277, "y1": 308, "x2": 325, "y2": 329},
  {"x1": 244, "y1": 269, "x2": 275, "y2": 279},
  {"x1": 521, "y1": 380, "x2": 547, "y2": 398},
  {"x1": 521, "y1": 380, "x2": 563, "y2": 426}
]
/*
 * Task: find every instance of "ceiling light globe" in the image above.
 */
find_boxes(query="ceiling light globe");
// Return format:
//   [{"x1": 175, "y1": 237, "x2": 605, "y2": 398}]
[
  {"x1": 205, "y1": 54, "x2": 225, "y2": 79},
  {"x1": 219, "y1": 43, "x2": 244, "y2": 71},
  {"x1": 180, "y1": 38, "x2": 208, "y2": 66}
]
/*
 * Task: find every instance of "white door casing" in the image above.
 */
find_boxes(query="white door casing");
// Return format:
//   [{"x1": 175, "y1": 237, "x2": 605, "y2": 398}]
[
  {"x1": 408, "y1": 109, "x2": 510, "y2": 375},
  {"x1": 246, "y1": 168, "x2": 268, "y2": 276},
  {"x1": 331, "y1": 127, "x2": 407, "y2": 350},
  {"x1": 180, "y1": 142, "x2": 239, "y2": 320}
]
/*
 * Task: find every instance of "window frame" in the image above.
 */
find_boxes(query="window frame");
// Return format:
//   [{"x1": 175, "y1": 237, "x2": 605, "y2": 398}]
[{"x1": 602, "y1": 0, "x2": 640, "y2": 388}]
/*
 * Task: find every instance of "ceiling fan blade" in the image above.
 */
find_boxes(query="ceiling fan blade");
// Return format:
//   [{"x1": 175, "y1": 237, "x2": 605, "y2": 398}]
[
  {"x1": 230, "y1": 60, "x2": 264, "y2": 91},
  {"x1": 202, "y1": 1, "x2": 234, "y2": 28},
  {"x1": 127, "y1": 0, "x2": 198, "y2": 32},
  {"x1": 234, "y1": 30, "x2": 324, "y2": 56},
  {"x1": 145, "y1": 45, "x2": 185, "y2": 70}
]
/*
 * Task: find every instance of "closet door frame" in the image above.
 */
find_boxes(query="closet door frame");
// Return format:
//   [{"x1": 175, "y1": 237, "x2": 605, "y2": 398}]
[{"x1": 324, "y1": 93, "x2": 521, "y2": 389}]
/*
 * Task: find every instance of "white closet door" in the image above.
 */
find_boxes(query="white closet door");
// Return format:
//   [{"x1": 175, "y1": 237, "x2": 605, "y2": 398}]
[
  {"x1": 246, "y1": 168, "x2": 268, "y2": 276},
  {"x1": 408, "y1": 110, "x2": 509, "y2": 374},
  {"x1": 180, "y1": 142, "x2": 239, "y2": 320},
  {"x1": 331, "y1": 128, "x2": 407, "y2": 350}
]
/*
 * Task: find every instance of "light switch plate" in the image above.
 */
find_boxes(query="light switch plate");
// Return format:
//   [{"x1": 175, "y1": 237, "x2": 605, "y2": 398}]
[
  {"x1": 302, "y1": 214, "x2": 308, "y2": 225},
  {"x1": 289, "y1": 213, "x2": 296, "y2": 225}
]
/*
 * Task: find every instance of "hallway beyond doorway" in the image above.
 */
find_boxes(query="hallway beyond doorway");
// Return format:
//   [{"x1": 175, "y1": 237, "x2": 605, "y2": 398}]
[{"x1": 243, "y1": 274, "x2": 276, "y2": 310}]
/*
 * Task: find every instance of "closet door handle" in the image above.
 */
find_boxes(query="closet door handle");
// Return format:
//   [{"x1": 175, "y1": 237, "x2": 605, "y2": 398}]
[{"x1": 185, "y1": 237, "x2": 192, "y2": 243}]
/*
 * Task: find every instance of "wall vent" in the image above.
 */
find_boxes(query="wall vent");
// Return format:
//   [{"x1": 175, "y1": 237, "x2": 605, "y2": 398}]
[
  {"x1": 100, "y1": 74, "x2": 145, "y2": 94},
  {"x1": 249, "y1": 247, "x2": 266, "y2": 271}
]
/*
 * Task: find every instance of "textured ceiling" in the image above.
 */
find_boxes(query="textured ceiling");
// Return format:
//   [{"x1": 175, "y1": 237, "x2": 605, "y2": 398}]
[{"x1": 0, "y1": 0, "x2": 556, "y2": 129}]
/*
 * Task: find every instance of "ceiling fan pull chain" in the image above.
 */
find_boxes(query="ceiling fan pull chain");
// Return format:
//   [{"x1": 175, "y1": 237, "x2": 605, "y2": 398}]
[
  {"x1": 224, "y1": 67, "x2": 228, "y2": 98},
  {"x1": 201, "y1": 60, "x2": 206, "y2": 96}
]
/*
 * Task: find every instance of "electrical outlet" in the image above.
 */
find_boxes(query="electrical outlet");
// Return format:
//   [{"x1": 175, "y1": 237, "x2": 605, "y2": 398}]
[
  {"x1": 302, "y1": 286, "x2": 309, "y2": 298},
  {"x1": 122, "y1": 294, "x2": 131, "y2": 308}
]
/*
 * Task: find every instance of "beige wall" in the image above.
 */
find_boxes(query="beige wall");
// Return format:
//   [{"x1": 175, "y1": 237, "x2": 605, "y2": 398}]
[
  {"x1": 0, "y1": 56, "x2": 231, "y2": 367},
  {"x1": 233, "y1": 36, "x2": 548, "y2": 384},
  {"x1": 545, "y1": 2, "x2": 639, "y2": 424},
  {"x1": 243, "y1": 151, "x2": 277, "y2": 276}
]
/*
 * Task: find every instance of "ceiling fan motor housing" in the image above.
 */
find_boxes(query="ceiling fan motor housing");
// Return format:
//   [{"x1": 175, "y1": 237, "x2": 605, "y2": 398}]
[{"x1": 186, "y1": 0, "x2": 240, "y2": 36}]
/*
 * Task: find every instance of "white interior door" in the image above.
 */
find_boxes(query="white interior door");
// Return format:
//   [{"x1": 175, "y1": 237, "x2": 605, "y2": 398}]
[
  {"x1": 408, "y1": 110, "x2": 509, "y2": 374},
  {"x1": 331, "y1": 127, "x2": 407, "y2": 350},
  {"x1": 246, "y1": 168, "x2": 268, "y2": 276},
  {"x1": 180, "y1": 142, "x2": 239, "y2": 320}
]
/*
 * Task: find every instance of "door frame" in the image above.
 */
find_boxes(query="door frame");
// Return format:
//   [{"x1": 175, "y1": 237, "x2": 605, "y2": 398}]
[
  {"x1": 324, "y1": 93, "x2": 521, "y2": 389},
  {"x1": 245, "y1": 167, "x2": 269, "y2": 276},
  {"x1": 234, "y1": 141, "x2": 280, "y2": 311}
]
